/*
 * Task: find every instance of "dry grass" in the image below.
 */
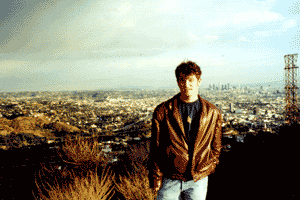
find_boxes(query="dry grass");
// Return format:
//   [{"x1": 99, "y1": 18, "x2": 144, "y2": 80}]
[
  {"x1": 34, "y1": 165, "x2": 115, "y2": 200},
  {"x1": 56, "y1": 133, "x2": 112, "y2": 169},
  {"x1": 114, "y1": 162, "x2": 156, "y2": 200},
  {"x1": 0, "y1": 126, "x2": 14, "y2": 136},
  {"x1": 11, "y1": 116, "x2": 38, "y2": 132},
  {"x1": 34, "y1": 133, "x2": 156, "y2": 200},
  {"x1": 0, "y1": 117, "x2": 13, "y2": 127},
  {"x1": 128, "y1": 141, "x2": 149, "y2": 160},
  {"x1": 52, "y1": 121, "x2": 80, "y2": 133},
  {"x1": 112, "y1": 140, "x2": 156, "y2": 199}
]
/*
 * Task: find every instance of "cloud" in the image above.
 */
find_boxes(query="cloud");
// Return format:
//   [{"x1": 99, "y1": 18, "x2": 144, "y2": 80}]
[
  {"x1": 1, "y1": 0, "x2": 283, "y2": 59},
  {"x1": 155, "y1": 0, "x2": 183, "y2": 14},
  {"x1": 254, "y1": 31, "x2": 271, "y2": 37},
  {"x1": 1, "y1": 0, "x2": 196, "y2": 62},
  {"x1": 238, "y1": 36, "x2": 249, "y2": 42},
  {"x1": 204, "y1": 35, "x2": 219, "y2": 41},
  {"x1": 283, "y1": 19, "x2": 297, "y2": 29},
  {"x1": 208, "y1": 10, "x2": 283, "y2": 27},
  {"x1": 0, "y1": 0, "x2": 290, "y2": 65},
  {"x1": 188, "y1": 32, "x2": 198, "y2": 41},
  {"x1": 108, "y1": 1, "x2": 132, "y2": 16},
  {"x1": 252, "y1": 18, "x2": 298, "y2": 37},
  {"x1": 233, "y1": 11, "x2": 282, "y2": 24},
  {"x1": 187, "y1": 33, "x2": 220, "y2": 43},
  {"x1": 0, "y1": 60, "x2": 44, "y2": 76}
]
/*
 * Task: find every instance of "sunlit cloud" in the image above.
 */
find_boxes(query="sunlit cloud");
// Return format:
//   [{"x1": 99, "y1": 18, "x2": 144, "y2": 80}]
[{"x1": 283, "y1": 19, "x2": 297, "y2": 29}]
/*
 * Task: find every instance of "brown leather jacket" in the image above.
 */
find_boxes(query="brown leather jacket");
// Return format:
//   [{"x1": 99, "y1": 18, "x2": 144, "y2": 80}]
[{"x1": 147, "y1": 93, "x2": 223, "y2": 191}]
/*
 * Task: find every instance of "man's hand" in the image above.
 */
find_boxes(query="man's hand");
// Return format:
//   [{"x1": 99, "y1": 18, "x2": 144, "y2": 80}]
[
  {"x1": 151, "y1": 187, "x2": 159, "y2": 196},
  {"x1": 152, "y1": 179, "x2": 162, "y2": 193}
]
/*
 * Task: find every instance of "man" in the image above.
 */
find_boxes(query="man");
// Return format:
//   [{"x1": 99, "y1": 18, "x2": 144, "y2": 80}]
[{"x1": 148, "y1": 61, "x2": 223, "y2": 200}]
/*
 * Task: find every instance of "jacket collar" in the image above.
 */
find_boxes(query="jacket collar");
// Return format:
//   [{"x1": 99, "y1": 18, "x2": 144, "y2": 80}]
[{"x1": 170, "y1": 92, "x2": 206, "y2": 141}]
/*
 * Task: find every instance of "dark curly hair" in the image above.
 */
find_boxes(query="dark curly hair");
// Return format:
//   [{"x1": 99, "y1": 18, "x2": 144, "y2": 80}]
[{"x1": 175, "y1": 61, "x2": 202, "y2": 82}]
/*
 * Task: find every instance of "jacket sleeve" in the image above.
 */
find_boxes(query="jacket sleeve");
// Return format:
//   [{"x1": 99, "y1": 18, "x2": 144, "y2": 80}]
[
  {"x1": 147, "y1": 107, "x2": 163, "y2": 190},
  {"x1": 211, "y1": 111, "x2": 223, "y2": 166}
]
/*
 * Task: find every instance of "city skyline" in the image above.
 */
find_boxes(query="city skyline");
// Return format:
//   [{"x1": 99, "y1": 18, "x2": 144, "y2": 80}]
[{"x1": 1, "y1": 0, "x2": 299, "y2": 92}]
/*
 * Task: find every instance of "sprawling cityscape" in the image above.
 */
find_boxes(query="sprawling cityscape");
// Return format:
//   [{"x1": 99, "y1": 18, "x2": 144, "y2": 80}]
[{"x1": 0, "y1": 84, "x2": 295, "y2": 149}]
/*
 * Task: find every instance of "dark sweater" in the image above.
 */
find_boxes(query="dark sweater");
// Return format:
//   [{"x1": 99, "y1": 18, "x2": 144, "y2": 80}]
[{"x1": 178, "y1": 97, "x2": 202, "y2": 180}]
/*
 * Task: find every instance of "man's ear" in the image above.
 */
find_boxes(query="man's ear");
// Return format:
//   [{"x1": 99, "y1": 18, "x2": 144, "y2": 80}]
[{"x1": 198, "y1": 78, "x2": 202, "y2": 86}]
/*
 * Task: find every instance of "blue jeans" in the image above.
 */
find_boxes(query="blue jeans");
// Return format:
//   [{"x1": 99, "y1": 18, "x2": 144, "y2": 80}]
[{"x1": 156, "y1": 176, "x2": 208, "y2": 200}]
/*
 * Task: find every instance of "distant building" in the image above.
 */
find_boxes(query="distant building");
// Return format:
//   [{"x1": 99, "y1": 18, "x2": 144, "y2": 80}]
[
  {"x1": 213, "y1": 84, "x2": 215, "y2": 90},
  {"x1": 253, "y1": 107, "x2": 259, "y2": 115},
  {"x1": 229, "y1": 103, "x2": 234, "y2": 113}
]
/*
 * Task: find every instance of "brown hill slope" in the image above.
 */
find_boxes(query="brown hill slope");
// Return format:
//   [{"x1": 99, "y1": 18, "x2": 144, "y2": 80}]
[{"x1": 0, "y1": 116, "x2": 81, "y2": 149}]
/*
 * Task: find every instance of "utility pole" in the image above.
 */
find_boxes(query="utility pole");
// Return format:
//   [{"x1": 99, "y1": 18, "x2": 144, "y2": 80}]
[{"x1": 284, "y1": 53, "x2": 300, "y2": 124}]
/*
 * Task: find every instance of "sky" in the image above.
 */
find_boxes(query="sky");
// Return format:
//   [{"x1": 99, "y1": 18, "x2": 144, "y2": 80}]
[{"x1": 0, "y1": 0, "x2": 299, "y2": 92}]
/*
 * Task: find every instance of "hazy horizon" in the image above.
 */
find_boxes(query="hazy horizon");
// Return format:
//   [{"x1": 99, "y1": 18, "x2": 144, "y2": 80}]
[
  {"x1": 1, "y1": 0, "x2": 299, "y2": 92},
  {"x1": 0, "y1": 79, "x2": 288, "y2": 94}
]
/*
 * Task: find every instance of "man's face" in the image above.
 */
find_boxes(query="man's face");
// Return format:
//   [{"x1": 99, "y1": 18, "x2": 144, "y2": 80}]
[{"x1": 177, "y1": 73, "x2": 201, "y2": 96}]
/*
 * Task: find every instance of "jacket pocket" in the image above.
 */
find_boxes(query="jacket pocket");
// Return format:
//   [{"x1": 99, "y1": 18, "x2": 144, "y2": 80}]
[{"x1": 196, "y1": 159, "x2": 214, "y2": 172}]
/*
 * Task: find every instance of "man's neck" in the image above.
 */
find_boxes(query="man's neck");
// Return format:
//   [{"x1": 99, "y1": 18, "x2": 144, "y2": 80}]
[{"x1": 180, "y1": 93, "x2": 198, "y2": 103}]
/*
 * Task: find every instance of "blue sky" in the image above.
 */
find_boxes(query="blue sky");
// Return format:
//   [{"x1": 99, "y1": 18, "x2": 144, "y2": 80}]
[{"x1": 0, "y1": 0, "x2": 299, "y2": 92}]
